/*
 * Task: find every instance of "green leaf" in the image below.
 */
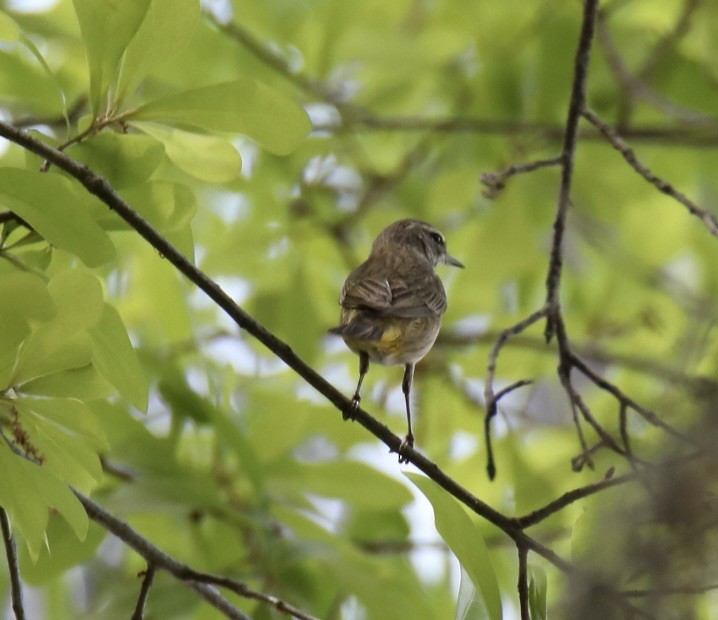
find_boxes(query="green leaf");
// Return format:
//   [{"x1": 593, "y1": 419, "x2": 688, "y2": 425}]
[
  {"x1": 89, "y1": 304, "x2": 148, "y2": 411},
  {"x1": 18, "y1": 518, "x2": 105, "y2": 585},
  {"x1": 269, "y1": 460, "x2": 414, "y2": 510},
  {"x1": 14, "y1": 396, "x2": 104, "y2": 490},
  {"x1": 115, "y1": 0, "x2": 200, "y2": 106},
  {"x1": 0, "y1": 10, "x2": 20, "y2": 42},
  {"x1": 72, "y1": 132, "x2": 165, "y2": 189},
  {"x1": 0, "y1": 441, "x2": 88, "y2": 560},
  {"x1": 0, "y1": 272, "x2": 55, "y2": 360},
  {"x1": 406, "y1": 474, "x2": 502, "y2": 620},
  {"x1": 528, "y1": 565, "x2": 547, "y2": 620},
  {"x1": 456, "y1": 567, "x2": 490, "y2": 620},
  {"x1": 129, "y1": 78, "x2": 311, "y2": 155},
  {"x1": 71, "y1": 0, "x2": 152, "y2": 114},
  {"x1": 19, "y1": 365, "x2": 115, "y2": 401},
  {"x1": 0, "y1": 168, "x2": 116, "y2": 267},
  {"x1": 133, "y1": 122, "x2": 242, "y2": 182},
  {"x1": 13, "y1": 269, "x2": 104, "y2": 384}
]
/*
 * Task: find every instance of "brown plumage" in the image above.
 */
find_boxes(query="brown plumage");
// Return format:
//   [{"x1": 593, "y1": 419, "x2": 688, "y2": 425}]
[{"x1": 329, "y1": 219, "x2": 464, "y2": 462}]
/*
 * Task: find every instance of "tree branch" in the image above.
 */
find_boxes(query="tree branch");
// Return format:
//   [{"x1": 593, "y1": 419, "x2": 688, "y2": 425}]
[
  {"x1": 131, "y1": 564, "x2": 156, "y2": 620},
  {"x1": 582, "y1": 107, "x2": 718, "y2": 237},
  {"x1": 75, "y1": 491, "x2": 315, "y2": 620},
  {"x1": 517, "y1": 545, "x2": 530, "y2": 620},
  {"x1": 481, "y1": 156, "x2": 562, "y2": 199},
  {"x1": 484, "y1": 307, "x2": 548, "y2": 480},
  {"x1": 0, "y1": 507, "x2": 25, "y2": 620},
  {"x1": 545, "y1": 0, "x2": 600, "y2": 341}
]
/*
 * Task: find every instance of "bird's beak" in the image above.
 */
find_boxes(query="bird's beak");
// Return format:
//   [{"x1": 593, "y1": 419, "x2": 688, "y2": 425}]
[{"x1": 444, "y1": 254, "x2": 464, "y2": 269}]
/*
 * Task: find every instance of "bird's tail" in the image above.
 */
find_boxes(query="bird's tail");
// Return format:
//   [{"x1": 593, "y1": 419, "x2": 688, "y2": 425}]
[{"x1": 328, "y1": 317, "x2": 384, "y2": 342}]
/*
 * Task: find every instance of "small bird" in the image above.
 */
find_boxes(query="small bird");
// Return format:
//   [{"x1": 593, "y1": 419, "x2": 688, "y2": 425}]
[{"x1": 329, "y1": 219, "x2": 464, "y2": 462}]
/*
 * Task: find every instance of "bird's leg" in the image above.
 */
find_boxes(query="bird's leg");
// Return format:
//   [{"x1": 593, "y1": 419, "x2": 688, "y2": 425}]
[
  {"x1": 347, "y1": 352, "x2": 369, "y2": 419},
  {"x1": 398, "y1": 363, "x2": 415, "y2": 463}
]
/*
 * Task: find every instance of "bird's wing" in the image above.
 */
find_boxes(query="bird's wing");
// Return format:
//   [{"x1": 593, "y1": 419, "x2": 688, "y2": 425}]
[{"x1": 341, "y1": 269, "x2": 446, "y2": 318}]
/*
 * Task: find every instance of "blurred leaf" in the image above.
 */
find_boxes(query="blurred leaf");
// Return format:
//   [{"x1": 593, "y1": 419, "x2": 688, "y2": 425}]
[
  {"x1": 0, "y1": 168, "x2": 115, "y2": 267},
  {"x1": 456, "y1": 566, "x2": 490, "y2": 620},
  {"x1": 13, "y1": 269, "x2": 104, "y2": 384},
  {"x1": 269, "y1": 460, "x2": 413, "y2": 510},
  {"x1": 0, "y1": 10, "x2": 20, "y2": 42},
  {"x1": 407, "y1": 474, "x2": 502, "y2": 620},
  {"x1": 89, "y1": 303, "x2": 148, "y2": 412},
  {"x1": 134, "y1": 122, "x2": 242, "y2": 182},
  {"x1": 129, "y1": 79, "x2": 311, "y2": 155},
  {"x1": 0, "y1": 271, "x2": 55, "y2": 360},
  {"x1": 116, "y1": 0, "x2": 199, "y2": 106},
  {"x1": 528, "y1": 564, "x2": 547, "y2": 620},
  {"x1": 71, "y1": 0, "x2": 152, "y2": 113},
  {"x1": 18, "y1": 518, "x2": 105, "y2": 585},
  {"x1": 72, "y1": 132, "x2": 165, "y2": 189}
]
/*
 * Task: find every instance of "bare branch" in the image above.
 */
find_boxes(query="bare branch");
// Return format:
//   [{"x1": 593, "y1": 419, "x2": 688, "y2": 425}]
[
  {"x1": 582, "y1": 107, "x2": 718, "y2": 237},
  {"x1": 517, "y1": 470, "x2": 635, "y2": 528},
  {"x1": 481, "y1": 156, "x2": 562, "y2": 199},
  {"x1": 131, "y1": 565, "x2": 156, "y2": 620},
  {"x1": 545, "y1": 0, "x2": 600, "y2": 341},
  {"x1": 0, "y1": 508, "x2": 25, "y2": 620},
  {"x1": 518, "y1": 545, "x2": 530, "y2": 620},
  {"x1": 484, "y1": 307, "x2": 548, "y2": 480}
]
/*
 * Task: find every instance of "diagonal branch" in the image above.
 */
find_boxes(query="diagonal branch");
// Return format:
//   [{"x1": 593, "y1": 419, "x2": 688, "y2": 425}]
[
  {"x1": 582, "y1": 107, "x2": 718, "y2": 237},
  {"x1": 0, "y1": 507, "x2": 25, "y2": 620}
]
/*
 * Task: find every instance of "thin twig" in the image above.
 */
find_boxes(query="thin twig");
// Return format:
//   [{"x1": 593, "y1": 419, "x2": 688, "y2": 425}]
[
  {"x1": 11, "y1": 97, "x2": 87, "y2": 130},
  {"x1": 0, "y1": 507, "x2": 25, "y2": 620},
  {"x1": 544, "y1": 0, "x2": 600, "y2": 341},
  {"x1": 624, "y1": 583, "x2": 718, "y2": 598},
  {"x1": 582, "y1": 107, "x2": 718, "y2": 237},
  {"x1": 598, "y1": 7, "x2": 717, "y2": 129},
  {"x1": 518, "y1": 545, "x2": 530, "y2": 620},
  {"x1": 517, "y1": 470, "x2": 636, "y2": 528},
  {"x1": 481, "y1": 156, "x2": 562, "y2": 199},
  {"x1": 484, "y1": 307, "x2": 548, "y2": 480},
  {"x1": 439, "y1": 328, "x2": 716, "y2": 389},
  {"x1": 570, "y1": 353, "x2": 696, "y2": 444},
  {"x1": 131, "y1": 564, "x2": 156, "y2": 620}
]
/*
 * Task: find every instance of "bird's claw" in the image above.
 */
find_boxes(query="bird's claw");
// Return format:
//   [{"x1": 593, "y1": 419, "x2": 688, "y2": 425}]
[
  {"x1": 343, "y1": 395, "x2": 361, "y2": 420},
  {"x1": 397, "y1": 434, "x2": 414, "y2": 464}
]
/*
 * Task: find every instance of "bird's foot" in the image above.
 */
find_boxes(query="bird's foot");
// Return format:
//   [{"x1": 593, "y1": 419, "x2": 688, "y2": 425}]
[
  {"x1": 397, "y1": 433, "x2": 414, "y2": 464},
  {"x1": 344, "y1": 394, "x2": 361, "y2": 420}
]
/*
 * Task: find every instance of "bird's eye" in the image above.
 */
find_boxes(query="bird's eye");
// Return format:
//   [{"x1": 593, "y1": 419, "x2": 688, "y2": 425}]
[{"x1": 430, "y1": 232, "x2": 445, "y2": 246}]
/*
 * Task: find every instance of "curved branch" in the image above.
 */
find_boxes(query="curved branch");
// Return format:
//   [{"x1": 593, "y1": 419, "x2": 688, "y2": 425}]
[{"x1": 582, "y1": 107, "x2": 718, "y2": 237}]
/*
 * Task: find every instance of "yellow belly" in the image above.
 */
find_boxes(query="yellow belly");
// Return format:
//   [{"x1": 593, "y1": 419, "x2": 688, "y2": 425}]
[{"x1": 341, "y1": 311, "x2": 441, "y2": 366}]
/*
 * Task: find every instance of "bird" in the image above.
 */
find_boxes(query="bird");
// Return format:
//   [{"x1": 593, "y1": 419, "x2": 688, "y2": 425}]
[{"x1": 329, "y1": 219, "x2": 464, "y2": 463}]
